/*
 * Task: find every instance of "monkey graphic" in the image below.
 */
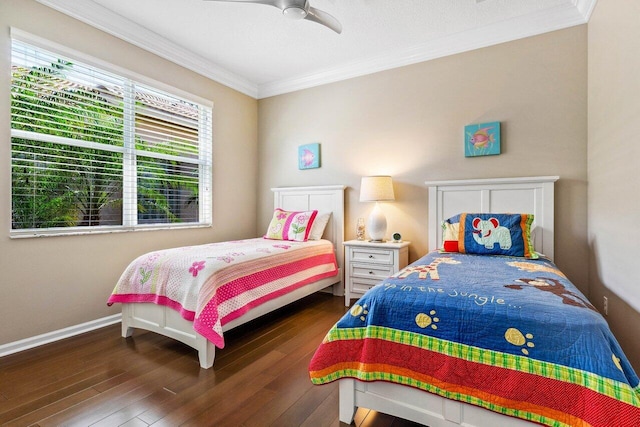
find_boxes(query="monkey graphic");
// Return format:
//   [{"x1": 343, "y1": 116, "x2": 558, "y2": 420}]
[{"x1": 505, "y1": 277, "x2": 597, "y2": 312}]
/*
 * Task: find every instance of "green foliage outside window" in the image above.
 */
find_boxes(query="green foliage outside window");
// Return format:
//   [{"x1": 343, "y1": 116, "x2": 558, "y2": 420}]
[{"x1": 11, "y1": 52, "x2": 203, "y2": 231}]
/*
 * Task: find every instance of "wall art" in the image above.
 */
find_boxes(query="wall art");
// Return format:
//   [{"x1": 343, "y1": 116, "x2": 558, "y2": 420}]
[
  {"x1": 298, "y1": 143, "x2": 321, "y2": 169},
  {"x1": 464, "y1": 122, "x2": 501, "y2": 157}
]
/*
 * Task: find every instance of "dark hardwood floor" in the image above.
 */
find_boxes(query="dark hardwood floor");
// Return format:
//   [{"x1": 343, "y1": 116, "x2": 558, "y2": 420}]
[{"x1": 0, "y1": 293, "x2": 423, "y2": 427}]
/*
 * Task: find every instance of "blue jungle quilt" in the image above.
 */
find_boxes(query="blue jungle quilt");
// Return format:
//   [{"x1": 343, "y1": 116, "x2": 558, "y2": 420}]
[{"x1": 310, "y1": 252, "x2": 640, "y2": 427}]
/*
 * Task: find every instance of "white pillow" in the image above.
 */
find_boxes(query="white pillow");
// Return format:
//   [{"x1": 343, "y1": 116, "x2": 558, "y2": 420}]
[{"x1": 308, "y1": 212, "x2": 332, "y2": 240}]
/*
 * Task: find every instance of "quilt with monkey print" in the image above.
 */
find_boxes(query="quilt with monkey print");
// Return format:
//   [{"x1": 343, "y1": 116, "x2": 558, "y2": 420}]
[{"x1": 309, "y1": 252, "x2": 640, "y2": 427}]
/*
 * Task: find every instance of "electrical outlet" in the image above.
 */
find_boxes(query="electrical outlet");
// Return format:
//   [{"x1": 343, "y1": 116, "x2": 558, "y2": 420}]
[{"x1": 603, "y1": 296, "x2": 608, "y2": 316}]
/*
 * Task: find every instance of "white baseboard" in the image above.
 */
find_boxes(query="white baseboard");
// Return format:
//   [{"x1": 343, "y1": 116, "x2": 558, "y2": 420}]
[{"x1": 0, "y1": 314, "x2": 122, "y2": 358}]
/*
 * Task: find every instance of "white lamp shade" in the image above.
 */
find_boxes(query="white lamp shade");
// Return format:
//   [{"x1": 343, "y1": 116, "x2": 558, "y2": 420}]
[
  {"x1": 359, "y1": 176, "x2": 395, "y2": 202},
  {"x1": 360, "y1": 176, "x2": 394, "y2": 241}
]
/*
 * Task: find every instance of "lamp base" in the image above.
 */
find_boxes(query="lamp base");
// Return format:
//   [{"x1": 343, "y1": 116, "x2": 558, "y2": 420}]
[
  {"x1": 368, "y1": 239, "x2": 386, "y2": 243},
  {"x1": 367, "y1": 202, "x2": 387, "y2": 242}
]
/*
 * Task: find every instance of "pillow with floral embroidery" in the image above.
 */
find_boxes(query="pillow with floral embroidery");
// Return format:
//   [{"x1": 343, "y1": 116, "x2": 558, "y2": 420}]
[{"x1": 264, "y1": 208, "x2": 318, "y2": 242}]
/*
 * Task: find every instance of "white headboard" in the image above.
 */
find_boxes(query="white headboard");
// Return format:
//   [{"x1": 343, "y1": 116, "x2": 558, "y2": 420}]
[
  {"x1": 425, "y1": 176, "x2": 559, "y2": 260},
  {"x1": 272, "y1": 185, "x2": 346, "y2": 287}
]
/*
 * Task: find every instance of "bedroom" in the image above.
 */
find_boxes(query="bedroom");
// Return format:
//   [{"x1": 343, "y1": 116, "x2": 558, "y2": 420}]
[{"x1": 0, "y1": 0, "x2": 638, "y2": 425}]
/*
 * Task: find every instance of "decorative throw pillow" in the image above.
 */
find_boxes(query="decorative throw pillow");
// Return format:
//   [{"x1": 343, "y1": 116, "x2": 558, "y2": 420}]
[
  {"x1": 443, "y1": 213, "x2": 538, "y2": 259},
  {"x1": 308, "y1": 212, "x2": 332, "y2": 240},
  {"x1": 265, "y1": 208, "x2": 318, "y2": 242},
  {"x1": 441, "y1": 220, "x2": 460, "y2": 253}
]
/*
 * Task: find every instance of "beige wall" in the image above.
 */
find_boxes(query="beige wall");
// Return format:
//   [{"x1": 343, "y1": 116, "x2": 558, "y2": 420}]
[
  {"x1": 588, "y1": 0, "x2": 640, "y2": 370},
  {"x1": 0, "y1": 0, "x2": 258, "y2": 344},
  {"x1": 6, "y1": 0, "x2": 638, "y2": 376},
  {"x1": 258, "y1": 26, "x2": 588, "y2": 291}
]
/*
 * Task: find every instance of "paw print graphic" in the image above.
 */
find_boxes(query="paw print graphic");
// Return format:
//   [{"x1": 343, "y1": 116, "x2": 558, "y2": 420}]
[
  {"x1": 350, "y1": 303, "x2": 369, "y2": 322},
  {"x1": 612, "y1": 354, "x2": 623, "y2": 372},
  {"x1": 415, "y1": 310, "x2": 439, "y2": 330},
  {"x1": 505, "y1": 327, "x2": 535, "y2": 355}
]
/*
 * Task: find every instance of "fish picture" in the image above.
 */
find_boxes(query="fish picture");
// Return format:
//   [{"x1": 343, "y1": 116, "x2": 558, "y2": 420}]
[
  {"x1": 465, "y1": 121, "x2": 501, "y2": 157},
  {"x1": 298, "y1": 143, "x2": 321, "y2": 169}
]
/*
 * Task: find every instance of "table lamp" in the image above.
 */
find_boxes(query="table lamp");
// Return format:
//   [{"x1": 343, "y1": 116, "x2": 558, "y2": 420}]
[{"x1": 359, "y1": 175, "x2": 395, "y2": 242}]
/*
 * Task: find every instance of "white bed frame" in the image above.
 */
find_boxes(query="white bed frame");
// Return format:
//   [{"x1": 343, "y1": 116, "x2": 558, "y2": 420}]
[
  {"x1": 120, "y1": 185, "x2": 345, "y2": 369},
  {"x1": 339, "y1": 176, "x2": 559, "y2": 427}
]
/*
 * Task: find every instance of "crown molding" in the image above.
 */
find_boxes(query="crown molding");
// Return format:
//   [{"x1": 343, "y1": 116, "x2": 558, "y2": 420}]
[
  {"x1": 575, "y1": 0, "x2": 598, "y2": 21},
  {"x1": 257, "y1": 2, "x2": 591, "y2": 98},
  {"x1": 35, "y1": 0, "x2": 595, "y2": 100},
  {"x1": 34, "y1": 0, "x2": 258, "y2": 98}
]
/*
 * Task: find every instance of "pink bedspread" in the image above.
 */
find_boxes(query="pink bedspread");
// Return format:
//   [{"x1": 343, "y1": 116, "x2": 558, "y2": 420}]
[{"x1": 108, "y1": 238, "x2": 338, "y2": 347}]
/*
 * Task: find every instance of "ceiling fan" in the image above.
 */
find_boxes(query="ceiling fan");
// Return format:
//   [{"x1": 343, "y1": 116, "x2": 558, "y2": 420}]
[{"x1": 204, "y1": 0, "x2": 342, "y2": 34}]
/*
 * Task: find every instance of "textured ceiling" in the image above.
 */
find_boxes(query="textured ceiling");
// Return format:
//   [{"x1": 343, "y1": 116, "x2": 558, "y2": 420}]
[{"x1": 36, "y1": 0, "x2": 596, "y2": 98}]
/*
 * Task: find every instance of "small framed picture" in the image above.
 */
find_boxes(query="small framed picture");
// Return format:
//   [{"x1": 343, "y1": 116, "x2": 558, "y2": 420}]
[
  {"x1": 298, "y1": 143, "x2": 320, "y2": 169},
  {"x1": 464, "y1": 122, "x2": 501, "y2": 157}
]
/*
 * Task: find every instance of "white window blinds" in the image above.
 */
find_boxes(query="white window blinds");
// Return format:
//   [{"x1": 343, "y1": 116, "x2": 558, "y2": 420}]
[{"x1": 10, "y1": 38, "x2": 212, "y2": 236}]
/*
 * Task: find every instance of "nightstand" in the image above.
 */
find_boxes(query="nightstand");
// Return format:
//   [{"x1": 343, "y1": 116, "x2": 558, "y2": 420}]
[{"x1": 343, "y1": 239, "x2": 410, "y2": 306}]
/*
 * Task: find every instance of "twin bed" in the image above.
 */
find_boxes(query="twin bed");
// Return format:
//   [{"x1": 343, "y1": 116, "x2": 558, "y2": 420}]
[
  {"x1": 310, "y1": 176, "x2": 640, "y2": 427},
  {"x1": 107, "y1": 178, "x2": 640, "y2": 427},
  {"x1": 108, "y1": 185, "x2": 345, "y2": 368}
]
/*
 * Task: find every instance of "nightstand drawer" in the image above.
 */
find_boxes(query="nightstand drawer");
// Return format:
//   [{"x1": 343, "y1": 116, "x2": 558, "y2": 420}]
[
  {"x1": 351, "y1": 277, "x2": 381, "y2": 294},
  {"x1": 350, "y1": 247, "x2": 394, "y2": 265},
  {"x1": 343, "y1": 240, "x2": 410, "y2": 306},
  {"x1": 351, "y1": 263, "x2": 395, "y2": 280}
]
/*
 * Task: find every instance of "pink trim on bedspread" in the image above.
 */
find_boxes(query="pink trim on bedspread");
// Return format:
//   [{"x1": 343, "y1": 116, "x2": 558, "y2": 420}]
[
  {"x1": 108, "y1": 238, "x2": 338, "y2": 348},
  {"x1": 195, "y1": 254, "x2": 338, "y2": 347}
]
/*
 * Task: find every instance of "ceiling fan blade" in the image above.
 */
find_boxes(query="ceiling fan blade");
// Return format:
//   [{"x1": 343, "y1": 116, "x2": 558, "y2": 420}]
[
  {"x1": 205, "y1": 0, "x2": 342, "y2": 34},
  {"x1": 305, "y1": 6, "x2": 342, "y2": 34}
]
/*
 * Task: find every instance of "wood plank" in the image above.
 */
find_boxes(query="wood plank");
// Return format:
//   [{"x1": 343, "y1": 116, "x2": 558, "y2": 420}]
[
  {"x1": 271, "y1": 372, "x2": 337, "y2": 426},
  {"x1": 0, "y1": 294, "x2": 414, "y2": 426},
  {"x1": 165, "y1": 372, "x2": 276, "y2": 426},
  {"x1": 144, "y1": 351, "x2": 284, "y2": 426},
  {"x1": 197, "y1": 388, "x2": 278, "y2": 427},
  {"x1": 0, "y1": 369, "x2": 123, "y2": 424},
  {"x1": 89, "y1": 388, "x2": 174, "y2": 427},
  {"x1": 242, "y1": 349, "x2": 320, "y2": 426},
  {"x1": 300, "y1": 386, "x2": 342, "y2": 427},
  {"x1": 2, "y1": 388, "x2": 101, "y2": 427}
]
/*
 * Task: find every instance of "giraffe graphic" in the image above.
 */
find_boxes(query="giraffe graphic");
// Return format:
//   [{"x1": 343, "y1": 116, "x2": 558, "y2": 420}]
[{"x1": 394, "y1": 257, "x2": 461, "y2": 280}]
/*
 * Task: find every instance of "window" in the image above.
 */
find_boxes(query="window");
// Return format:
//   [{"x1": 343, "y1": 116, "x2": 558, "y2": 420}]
[{"x1": 10, "y1": 37, "x2": 212, "y2": 237}]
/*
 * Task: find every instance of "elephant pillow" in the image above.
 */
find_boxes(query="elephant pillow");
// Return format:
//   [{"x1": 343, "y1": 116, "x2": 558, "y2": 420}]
[
  {"x1": 264, "y1": 208, "x2": 318, "y2": 242},
  {"x1": 442, "y1": 213, "x2": 538, "y2": 259}
]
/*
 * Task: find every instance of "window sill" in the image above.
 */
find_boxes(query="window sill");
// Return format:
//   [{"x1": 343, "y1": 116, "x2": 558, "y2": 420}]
[{"x1": 9, "y1": 223, "x2": 212, "y2": 239}]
